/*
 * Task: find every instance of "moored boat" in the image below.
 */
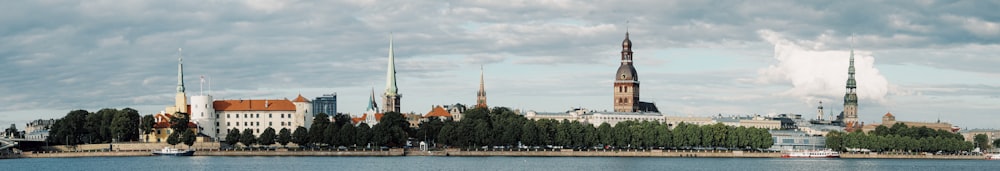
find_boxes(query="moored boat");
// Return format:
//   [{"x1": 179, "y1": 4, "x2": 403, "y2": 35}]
[
  {"x1": 987, "y1": 153, "x2": 1000, "y2": 160},
  {"x1": 781, "y1": 149, "x2": 840, "y2": 158},
  {"x1": 152, "y1": 147, "x2": 195, "y2": 156}
]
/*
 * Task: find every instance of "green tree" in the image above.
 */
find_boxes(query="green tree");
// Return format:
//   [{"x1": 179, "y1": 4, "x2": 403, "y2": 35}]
[
  {"x1": 181, "y1": 129, "x2": 196, "y2": 148},
  {"x1": 224, "y1": 129, "x2": 240, "y2": 147},
  {"x1": 116, "y1": 108, "x2": 142, "y2": 142},
  {"x1": 291, "y1": 126, "x2": 309, "y2": 148},
  {"x1": 332, "y1": 113, "x2": 353, "y2": 129},
  {"x1": 356, "y1": 123, "x2": 372, "y2": 147},
  {"x1": 309, "y1": 113, "x2": 330, "y2": 146},
  {"x1": 825, "y1": 131, "x2": 845, "y2": 151},
  {"x1": 597, "y1": 123, "x2": 613, "y2": 147},
  {"x1": 437, "y1": 122, "x2": 454, "y2": 147},
  {"x1": 277, "y1": 128, "x2": 292, "y2": 148},
  {"x1": 993, "y1": 139, "x2": 1000, "y2": 151},
  {"x1": 166, "y1": 130, "x2": 181, "y2": 146},
  {"x1": 240, "y1": 128, "x2": 257, "y2": 148},
  {"x1": 339, "y1": 124, "x2": 356, "y2": 147},
  {"x1": 373, "y1": 112, "x2": 410, "y2": 147},
  {"x1": 259, "y1": 127, "x2": 277, "y2": 147},
  {"x1": 324, "y1": 124, "x2": 339, "y2": 147},
  {"x1": 974, "y1": 134, "x2": 990, "y2": 151},
  {"x1": 656, "y1": 123, "x2": 672, "y2": 148},
  {"x1": 140, "y1": 115, "x2": 155, "y2": 135},
  {"x1": 521, "y1": 121, "x2": 538, "y2": 146}
]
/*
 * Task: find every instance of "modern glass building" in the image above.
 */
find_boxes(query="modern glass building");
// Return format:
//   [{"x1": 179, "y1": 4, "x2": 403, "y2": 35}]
[{"x1": 312, "y1": 93, "x2": 337, "y2": 116}]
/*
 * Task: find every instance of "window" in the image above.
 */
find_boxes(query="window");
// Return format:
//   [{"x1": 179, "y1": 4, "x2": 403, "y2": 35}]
[
  {"x1": 215, "y1": 122, "x2": 219, "y2": 126},
  {"x1": 280, "y1": 114, "x2": 284, "y2": 118},
  {"x1": 269, "y1": 122, "x2": 272, "y2": 126},
  {"x1": 256, "y1": 122, "x2": 260, "y2": 126},
  {"x1": 227, "y1": 114, "x2": 230, "y2": 118},
  {"x1": 227, "y1": 122, "x2": 230, "y2": 126},
  {"x1": 256, "y1": 114, "x2": 260, "y2": 118},
  {"x1": 269, "y1": 114, "x2": 272, "y2": 118}
]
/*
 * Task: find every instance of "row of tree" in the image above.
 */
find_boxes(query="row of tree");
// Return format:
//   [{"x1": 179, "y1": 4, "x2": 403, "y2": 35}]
[
  {"x1": 427, "y1": 108, "x2": 773, "y2": 149},
  {"x1": 825, "y1": 123, "x2": 974, "y2": 153},
  {"x1": 47, "y1": 109, "x2": 142, "y2": 145},
  {"x1": 223, "y1": 112, "x2": 412, "y2": 148}
]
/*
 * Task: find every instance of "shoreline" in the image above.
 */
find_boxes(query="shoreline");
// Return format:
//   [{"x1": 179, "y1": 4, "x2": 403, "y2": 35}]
[{"x1": 12, "y1": 148, "x2": 988, "y2": 160}]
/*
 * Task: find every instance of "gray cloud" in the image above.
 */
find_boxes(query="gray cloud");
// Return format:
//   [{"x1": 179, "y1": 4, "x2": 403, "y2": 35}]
[{"x1": 1, "y1": 0, "x2": 999, "y2": 129}]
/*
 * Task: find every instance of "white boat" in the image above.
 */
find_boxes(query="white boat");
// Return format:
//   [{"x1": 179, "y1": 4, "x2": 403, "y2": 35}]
[
  {"x1": 152, "y1": 147, "x2": 195, "y2": 156},
  {"x1": 781, "y1": 149, "x2": 840, "y2": 158},
  {"x1": 987, "y1": 153, "x2": 1000, "y2": 160}
]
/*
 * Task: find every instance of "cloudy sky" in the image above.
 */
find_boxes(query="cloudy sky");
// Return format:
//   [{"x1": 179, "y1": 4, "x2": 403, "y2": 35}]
[{"x1": 2, "y1": 0, "x2": 999, "y2": 130}]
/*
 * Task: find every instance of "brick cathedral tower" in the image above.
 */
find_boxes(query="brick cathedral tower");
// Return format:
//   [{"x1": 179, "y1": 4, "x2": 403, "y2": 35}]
[{"x1": 614, "y1": 32, "x2": 640, "y2": 112}]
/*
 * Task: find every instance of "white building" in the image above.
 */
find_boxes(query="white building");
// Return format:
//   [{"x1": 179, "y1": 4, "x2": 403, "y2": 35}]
[
  {"x1": 524, "y1": 108, "x2": 715, "y2": 128},
  {"x1": 196, "y1": 94, "x2": 312, "y2": 140}
]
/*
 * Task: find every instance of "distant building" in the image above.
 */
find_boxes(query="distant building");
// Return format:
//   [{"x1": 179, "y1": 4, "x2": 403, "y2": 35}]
[
  {"x1": 312, "y1": 93, "x2": 338, "y2": 116},
  {"x1": 353, "y1": 89, "x2": 383, "y2": 126},
  {"x1": 423, "y1": 105, "x2": 454, "y2": 121},
  {"x1": 769, "y1": 130, "x2": 826, "y2": 151},
  {"x1": 141, "y1": 53, "x2": 312, "y2": 142},
  {"x1": 860, "y1": 112, "x2": 957, "y2": 133},
  {"x1": 960, "y1": 129, "x2": 1000, "y2": 143},
  {"x1": 24, "y1": 119, "x2": 55, "y2": 140},
  {"x1": 713, "y1": 115, "x2": 782, "y2": 130},
  {"x1": 212, "y1": 95, "x2": 312, "y2": 140}
]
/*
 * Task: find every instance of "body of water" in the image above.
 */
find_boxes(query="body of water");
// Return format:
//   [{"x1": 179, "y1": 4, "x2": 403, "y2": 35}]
[{"x1": 3, "y1": 156, "x2": 998, "y2": 171}]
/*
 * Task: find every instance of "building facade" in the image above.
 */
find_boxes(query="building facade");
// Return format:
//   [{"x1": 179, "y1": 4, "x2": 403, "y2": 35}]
[
  {"x1": 212, "y1": 95, "x2": 312, "y2": 139},
  {"x1": 860, "y1": 112, "x2": 956, "y2": 133},
  {"x1": 312, "y1": 93, "x2": 338, "y2": 116}
]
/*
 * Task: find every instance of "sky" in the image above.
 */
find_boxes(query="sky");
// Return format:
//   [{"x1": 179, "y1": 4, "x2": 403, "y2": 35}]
[{"x1": 2, "y1": 0, "x2": 1000, "y2": 130}]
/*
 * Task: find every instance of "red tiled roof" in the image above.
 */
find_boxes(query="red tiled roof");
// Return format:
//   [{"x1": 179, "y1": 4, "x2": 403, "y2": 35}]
[
  {"x1": 214, "y1": 99, "x2": 296, "y2": 111},
  {"x1": 884, "y1": 112, "x2": 894, "y2": 117},
  {"x1": 351, "y1": 113, "x2": 384, "y2": 125},
  {"x1": 293, "y1": 94, "x2": 310, "y2": 103},
  {"x1": 423, "y1": 106, "x2": 452, "y2": 118},
  {"x1": 151, "y1": 112, "x2": 197, "y2": 129}
]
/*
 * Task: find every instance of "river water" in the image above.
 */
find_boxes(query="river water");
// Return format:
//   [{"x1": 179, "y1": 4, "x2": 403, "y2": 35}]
[{"x1": 2, "y1": 156, "x2": 998, "y2": 171}]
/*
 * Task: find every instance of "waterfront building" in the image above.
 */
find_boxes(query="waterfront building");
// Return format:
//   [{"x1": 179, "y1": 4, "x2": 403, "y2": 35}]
[
  {"x1": 860, "y1": 112, "x2": 957, "y2": 133},
  {"x1": 211, "y1": 95, "x2": 313, "y2": 139},
  {"x1": 23, "y1": 119, "x2": 55, "y2": 140},
  {"x1": 769, "y1": 130, "x2": 827, "y2": 151},
  {"x1": 524, "y1": 108, "x2": 713, "y2": 128},
  {"x1": 312, "y1": 93, "x2": 338, "y2": 116},
  {"x1": 476, "y1": 66, "x2": 488, "y2": 109},
  {"x1": 960, "y1": 129, "x2": 1000, "y2": 143},
  {"x1": 842, "y1": 46, "x2": 861, "y2": 132},
  {"x1": 712, "y1": 115, "x2": 782, "y2": 130},
  {"x1": 383, "y1": 35, "x2": 402, "y2": 113}
]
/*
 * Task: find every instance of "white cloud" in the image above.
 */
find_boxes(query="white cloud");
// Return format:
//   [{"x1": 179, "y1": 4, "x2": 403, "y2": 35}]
[{"x1": 756, "y1": 30, "x2": 891, "y2": 105}]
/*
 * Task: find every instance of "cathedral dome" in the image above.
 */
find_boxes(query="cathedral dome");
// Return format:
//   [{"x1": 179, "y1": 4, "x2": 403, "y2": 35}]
[{"x1": 615, "y1": 64, "x2": 638, "y2": 81}]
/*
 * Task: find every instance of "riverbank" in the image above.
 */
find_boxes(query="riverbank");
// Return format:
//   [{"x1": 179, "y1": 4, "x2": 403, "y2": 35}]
[{"x1": 15, "y1": 147, "x2": 989, "y2": 160}]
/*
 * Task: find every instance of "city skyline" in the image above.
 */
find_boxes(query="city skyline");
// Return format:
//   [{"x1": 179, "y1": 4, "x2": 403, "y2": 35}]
[{"x1": 2, "y1": 1, "x2": 1000, "y2": 129}]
